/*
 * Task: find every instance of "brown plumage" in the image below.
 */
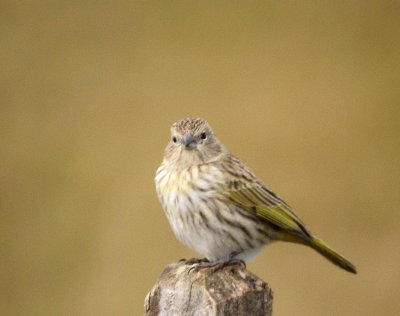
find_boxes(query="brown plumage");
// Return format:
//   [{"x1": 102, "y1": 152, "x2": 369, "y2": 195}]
[{"x1": 155, "y1": 118, "x2": 356, "y2": 273}]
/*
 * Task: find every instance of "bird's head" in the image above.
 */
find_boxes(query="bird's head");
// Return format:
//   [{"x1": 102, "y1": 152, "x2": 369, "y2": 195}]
[{"x1": 163, "y1": 118, "x2": 226, "y2": 167}]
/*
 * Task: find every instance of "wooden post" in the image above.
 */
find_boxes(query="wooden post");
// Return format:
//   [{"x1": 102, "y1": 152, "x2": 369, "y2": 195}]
[{"x1": 144, "y1": 260, "x2": 273, "y2": 315}]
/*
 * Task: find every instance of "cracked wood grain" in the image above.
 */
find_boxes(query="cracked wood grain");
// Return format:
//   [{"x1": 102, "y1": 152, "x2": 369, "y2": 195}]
[{"x1": 144, "y1": 260, "x2": 273, "y2": 316}]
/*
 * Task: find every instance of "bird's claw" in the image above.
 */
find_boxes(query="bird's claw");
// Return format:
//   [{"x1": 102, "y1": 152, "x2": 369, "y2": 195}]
[
  {"x1": 180, "y1": 257, "x2": 210, "y2": 265},
  {"x1": 187, "y1": 258, "x2": 246, "y2": 274},
  {"x1": 209, "y1": 258, "x2": 246, "y2": 272}
]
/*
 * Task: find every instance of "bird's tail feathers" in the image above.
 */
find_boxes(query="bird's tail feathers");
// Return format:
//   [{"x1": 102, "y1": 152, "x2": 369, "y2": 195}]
[
  {"x1": 310, "y1": 237, "x2": 357, "y2": 274},
  {"x1": 277, "y1": 232, "x2": 357, "y2": 274}
]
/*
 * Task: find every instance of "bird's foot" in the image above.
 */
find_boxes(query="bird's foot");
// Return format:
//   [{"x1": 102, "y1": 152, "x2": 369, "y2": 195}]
[
  {"x1": 187, "y1": 258, "x2": 246, "y2": 274},
  {"x1": 208, "y1": 258, "x2": 246, "y2": 272},
  {"x1": 179, "y1": 257, "x2": 210, "y2": 265}
]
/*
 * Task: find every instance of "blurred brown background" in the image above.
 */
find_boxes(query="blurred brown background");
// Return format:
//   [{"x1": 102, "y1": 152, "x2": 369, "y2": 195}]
[{"x1": 1, "y1": 1, "x2": 399, "y2": 315}]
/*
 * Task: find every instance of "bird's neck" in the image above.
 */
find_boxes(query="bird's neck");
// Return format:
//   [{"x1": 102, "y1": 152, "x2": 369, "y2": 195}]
[{"x1": 163, "y1": 151, "x2": 227, "y2": 171}]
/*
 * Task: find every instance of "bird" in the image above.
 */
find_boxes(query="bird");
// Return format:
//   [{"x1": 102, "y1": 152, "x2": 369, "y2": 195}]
[{"x1": 155, "y1": 118, "x2": 357, "y2": 273}]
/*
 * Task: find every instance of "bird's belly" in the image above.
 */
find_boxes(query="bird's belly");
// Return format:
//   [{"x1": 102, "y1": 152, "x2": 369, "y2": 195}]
[
  {"x1": 162, "y1": 188, "x2": 225, "y2": 259},
  {"x1": 161, "y1": 188, "x2": 269, "y2": 261},
  {"x1": 155, "y1": 165, "x2": 271, "y2": 261}
]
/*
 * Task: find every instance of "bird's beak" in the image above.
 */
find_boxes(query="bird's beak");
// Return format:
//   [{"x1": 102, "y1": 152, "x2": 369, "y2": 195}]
[{"x1": 182, "y1": 134, "x2": 196, "y2": 149}]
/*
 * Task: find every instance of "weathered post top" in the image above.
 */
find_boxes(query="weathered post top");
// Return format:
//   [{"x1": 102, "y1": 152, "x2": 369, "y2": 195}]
[{"x1": 145, "y1": 260, "x2": 273, "y2": 316}]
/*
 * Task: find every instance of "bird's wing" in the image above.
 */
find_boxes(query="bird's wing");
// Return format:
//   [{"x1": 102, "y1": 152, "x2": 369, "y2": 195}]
[{"x1": 222, "y1": 156, "x2": 311, "y2": 239}]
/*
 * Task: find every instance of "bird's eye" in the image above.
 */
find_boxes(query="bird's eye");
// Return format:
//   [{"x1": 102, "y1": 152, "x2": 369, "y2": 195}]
[
  {"x1": 172, "y1": 136, "x2": 177, "y2": 143},
  {"x1": 200, "y1": 132, "x2": 207, "y2": 140}
]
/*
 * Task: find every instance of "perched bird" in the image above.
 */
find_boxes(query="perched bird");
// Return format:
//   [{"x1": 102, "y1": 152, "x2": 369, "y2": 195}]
[{"x1": 155, "y1": 118, "x2": 356, "y2": 273}]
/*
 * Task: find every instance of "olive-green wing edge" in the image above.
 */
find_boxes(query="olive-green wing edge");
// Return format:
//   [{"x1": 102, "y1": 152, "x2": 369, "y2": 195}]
[{"x1": 227, "y1": 185, "x2": 312, "y2": 239}]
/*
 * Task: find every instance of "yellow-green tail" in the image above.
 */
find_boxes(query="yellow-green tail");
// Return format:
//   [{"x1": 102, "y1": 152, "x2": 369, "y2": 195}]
[{"x1": 310, "y1": 237, "x2": 357, "y2": 274}]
